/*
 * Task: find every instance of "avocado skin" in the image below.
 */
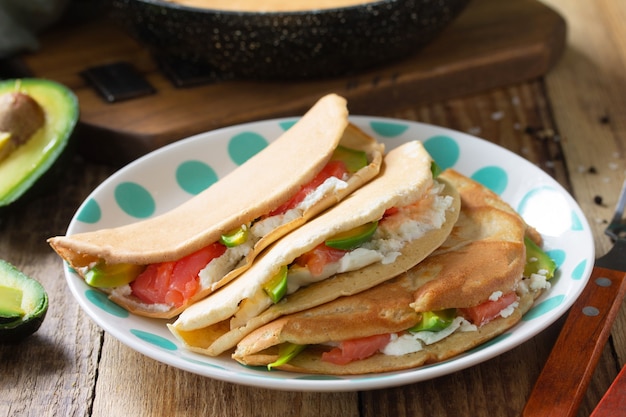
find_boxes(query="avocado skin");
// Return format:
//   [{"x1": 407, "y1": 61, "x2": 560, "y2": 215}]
[
  {"x1": 0, "y1": 308, "x2": 48, "y2": 343},
  {"x1": 0, "y1": 78, "x2": 79, "y2": 210},
  {"x1": 0, "y1": 260, "x2": 49, "y2": 343}
]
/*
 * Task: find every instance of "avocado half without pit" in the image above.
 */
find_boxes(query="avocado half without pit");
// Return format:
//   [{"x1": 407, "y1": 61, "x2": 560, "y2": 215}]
[
  {"x1": 0, "y1": 260, "x2": 49, "y2": 342},
  {"x1": 0, "y1": 78, "x2": 79, "y2": 208}
]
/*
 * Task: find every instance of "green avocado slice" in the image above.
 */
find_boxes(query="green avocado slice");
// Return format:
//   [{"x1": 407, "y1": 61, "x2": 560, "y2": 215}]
[
  {"x1": 84, "y1": 262, "x2": 145, "y2": 288},
  {"x1": 409, "y1": 308, "x2": 457, "y2": 332},
  {"x1": 431, "y1": 160, "x2": 442, "y2": 178},
  {"x1": 524, "y1": 236, "x2": 557, "y2": 280},
  {"x1": 220, "y1": 225, "x2": 249, "y2": 247},
  {"x1": 325, "y1": 221, "x2": 378, "y2": 250},
  {"x1": 267, "y1": 343, "x2": 306, "y2": 370},
  {"x1": 263, "y1": 265, "x2": 288, "y2": 304},
  {"x1": 330, "y1": 145, "x2": 368, "y2": 173},
  {"x1": 0, "y1": 260, "x2": 48, "y2": 342},
  {"x1": 0, "y1": 78, "x2": 78, "y2": 207}
]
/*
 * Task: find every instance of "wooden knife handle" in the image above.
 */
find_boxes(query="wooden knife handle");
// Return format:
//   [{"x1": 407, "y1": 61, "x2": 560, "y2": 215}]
[{"x1": 522, "y1": 266, "x2": 626, "y2": 417}]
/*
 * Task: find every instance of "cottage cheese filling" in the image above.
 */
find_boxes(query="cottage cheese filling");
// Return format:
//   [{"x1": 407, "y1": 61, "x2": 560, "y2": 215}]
[
  {"x1": 200, "y1": 176, "x2": 349, "y2": 290},
  {"x1": 382, "y1": 317, "x2": 477, "y2": 356},
  {"x1": 286, "y1": 182, "x2": 455, "y2": 292},
  {"x1": 231, "y1": 182, "x2": 455, "y2": 327}
]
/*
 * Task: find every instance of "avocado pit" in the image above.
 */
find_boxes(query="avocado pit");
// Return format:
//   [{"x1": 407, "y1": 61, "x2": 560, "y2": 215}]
[{"x1": 0, "y1": 91, "x2": 45, "y2": 161}]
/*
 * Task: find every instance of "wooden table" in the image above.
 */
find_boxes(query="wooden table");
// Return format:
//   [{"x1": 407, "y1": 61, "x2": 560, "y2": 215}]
[{"x1": 1, "y1": 1, "x2": 624, "y2": 416}]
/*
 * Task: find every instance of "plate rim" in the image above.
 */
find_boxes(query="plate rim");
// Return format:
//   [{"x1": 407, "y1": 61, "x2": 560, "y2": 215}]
[{"x1": 63, "y1": 115, "x2": 595, "y2": 392}]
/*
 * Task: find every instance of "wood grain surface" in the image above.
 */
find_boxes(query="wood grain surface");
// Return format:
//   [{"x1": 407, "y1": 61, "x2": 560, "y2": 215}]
[{"x1": 1, "y1": 1, "x2": 625, "y2": 416}]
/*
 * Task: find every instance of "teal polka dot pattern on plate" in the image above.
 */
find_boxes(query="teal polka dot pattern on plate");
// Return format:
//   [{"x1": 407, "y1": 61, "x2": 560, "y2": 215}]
[
  {"x1": 279, "y1": 120, "x2": 297, "y2": 131},
  {"x1": 571, "y1": 210, "x2": 584, "y2": 231},
  {"x1": 115, "y1": 182, "x2": 155, "y2": 219},
  {"x1": 471, "y1": 166, "x2": 508, "y2": 195},
  {"x1": 85, "y1": 289, "x2": 129, "y2": 318},
  {"x1": 523, "y1": 294, "x2": 565, "y2": 321},
  {"x1": 423, "y1": 135, "x2": 460, "y2": 170},
  {"x1": 572, "y1": 259, "x2": 588, "y2": 280},
  {"x1": 176, "y1": 160, "x2": 218, "y2": 195},
  {"x1": 76, "y1": 198, "x2": 101, "y2": 224},
  {"x1": 130, "y1": 329, "x2": 178, "y2": 351},
  {"x1": 547, "y1": 249, "x2": 566, "y2": 269},
  {"x1": 370, "y1": 121, "x2": 409, "y2": 137},
  {"x1": 228, "y1": 131, "x2": 268, "y2": 165}
]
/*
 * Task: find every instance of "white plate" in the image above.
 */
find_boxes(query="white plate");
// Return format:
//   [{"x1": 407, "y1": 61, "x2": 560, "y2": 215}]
[{"x1": 64, "y1": 116, "x2": 594, "y2": 392}]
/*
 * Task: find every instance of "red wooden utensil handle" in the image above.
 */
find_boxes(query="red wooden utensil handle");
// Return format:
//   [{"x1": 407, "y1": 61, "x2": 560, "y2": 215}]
[
  {"x1": 589, "y1": 364, "x2": 626, "y2": 416},
  {"x1": 523, "y1": 266, "x2": 626, "y2": 417}
]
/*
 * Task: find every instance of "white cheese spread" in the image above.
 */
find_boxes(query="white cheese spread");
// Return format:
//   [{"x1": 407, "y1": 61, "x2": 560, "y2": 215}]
[
  {"x1": 233, "y1": 181, "x2": 454, "y2": 326},
  {"x1": 489, "y1": 291, "x2": 503, "y2": 301},
  {"x1": 517, "y1": 269, "x2": 552, "y2": 296},
  {"x1": 529, "y1": 271, "x2": 552, "y2": 291},
  {"x1": 250, "y1": 176, "x2": 349, "y2": 238},
  {"x1": 300, "y1": 176, "x2": 348, "y2": 211},
  {"x1": 189, "y1": 176, "x2": 351, "y2": 297},
  {"x1": 286, "y1": 248, "x2": 384, "y2": 293},
  {"x1": 199, "y1": 239, "x2": 254, "y2": 290},
  {"x1": 284, "y1": 182, "x2": 456, "y2": 293},
  {"x1": 250, "y1": 210, "x2": 300, "y2": 238},
  {"x1": 382, "y1": 317, "x2": 476, "y2": 356},
  {"x1": 499, "y1": 301, "x2": 519, "y2": 318},
  {"x1": 381, "y1": 333, "x2": 424, "y2": 355}
]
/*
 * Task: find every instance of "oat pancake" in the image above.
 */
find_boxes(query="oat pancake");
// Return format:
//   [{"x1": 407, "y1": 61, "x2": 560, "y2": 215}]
[
  {"x1": 48, "y1": 94, "x2": 384, "y2": 318},
  {"x1": 232, "y1": 170, "x2": 553, "y2": 374},
  {"x1": 168, "y1": 141, "x2": 461, "y2": 355}
]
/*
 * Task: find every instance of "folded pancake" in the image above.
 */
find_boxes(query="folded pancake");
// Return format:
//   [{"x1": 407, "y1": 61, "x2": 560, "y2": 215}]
[
  {"x1": 48, "y1": 94, "x2": 384, "y2": 318},
  {"x1": 232, "y1": 169, "x2": 555, "y2": 374},
  {"x1": 168, "y1": 141, "x2": 461, "y2": 356}
]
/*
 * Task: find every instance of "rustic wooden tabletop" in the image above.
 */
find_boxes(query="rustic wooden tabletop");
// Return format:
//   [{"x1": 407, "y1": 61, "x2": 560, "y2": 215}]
[{"x1": 1, "y1": 1, "x2": 625, "y2": 416}]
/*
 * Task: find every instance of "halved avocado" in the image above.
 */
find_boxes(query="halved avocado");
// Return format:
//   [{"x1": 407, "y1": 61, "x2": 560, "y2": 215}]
[
  {"x1": 0, "y1": 260, "x2": 48, "y2": 342},
  {"x1": 0, "y1": 78, "x2": 78, "y2": 208}
]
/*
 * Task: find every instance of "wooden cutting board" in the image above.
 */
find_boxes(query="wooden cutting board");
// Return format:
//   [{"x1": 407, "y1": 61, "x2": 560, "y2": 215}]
[{"x1": 15, "y1": 0, "x2": 565, "y2": 165}]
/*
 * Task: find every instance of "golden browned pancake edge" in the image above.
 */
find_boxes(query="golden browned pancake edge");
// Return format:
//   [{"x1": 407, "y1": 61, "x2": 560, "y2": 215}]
[
  {"x1": 232, "y1": 169, "x2": 548, "y2": 374},
  {"x1": 168, "y1": 141, "x2": 460, "y2": 351}
]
